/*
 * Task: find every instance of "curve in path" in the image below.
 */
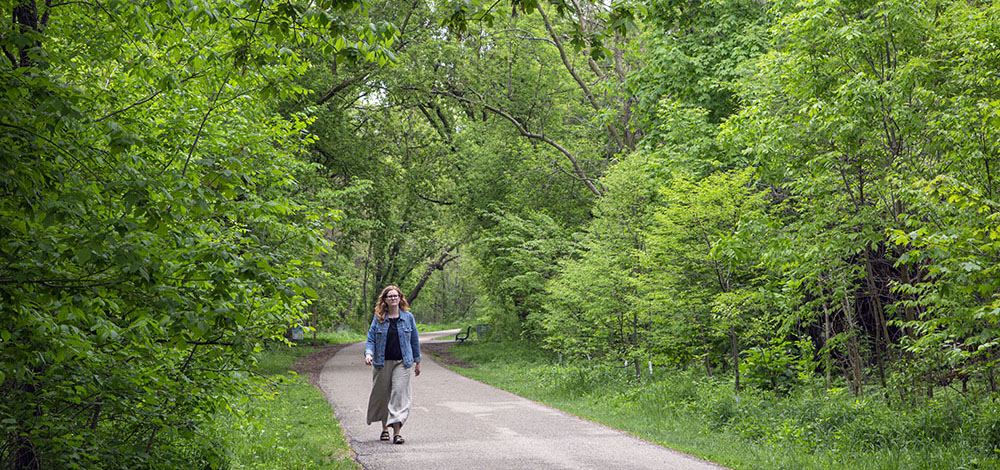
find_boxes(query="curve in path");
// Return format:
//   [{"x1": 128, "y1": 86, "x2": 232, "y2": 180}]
[{"x1": 318, "y1": 330, "x2": 726, "y2": 470}]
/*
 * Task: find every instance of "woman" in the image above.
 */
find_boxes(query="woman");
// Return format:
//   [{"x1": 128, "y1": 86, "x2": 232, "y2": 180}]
[{"x1": 364, "y1": 285, "x2": 421, "y2": 444}]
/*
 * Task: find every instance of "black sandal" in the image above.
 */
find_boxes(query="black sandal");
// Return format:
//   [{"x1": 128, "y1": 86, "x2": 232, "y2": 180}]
[
  {"x1": 393, "y1": 435, "x2": 405, "y2": 445},
  {"x1": 380, "y1": 430, "x2": 390, "y2": 441}
]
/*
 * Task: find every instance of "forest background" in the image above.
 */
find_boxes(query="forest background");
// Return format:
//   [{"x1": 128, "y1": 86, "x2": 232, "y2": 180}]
[{"x1": 2, "y1": 0, "x2": 1000, "y2": 468}]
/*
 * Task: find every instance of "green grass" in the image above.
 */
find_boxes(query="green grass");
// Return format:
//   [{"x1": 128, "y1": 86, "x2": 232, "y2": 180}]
[
  {"x1": 285, "y1": 329, "x2": 366, "y2": 349},
  {"x1": 212, "y1": 333, "x2": 361, "y2": 470},
  {"x1": 417, "y1": 320, "x2": 466, "y2": 332},
  {"x1": 446, "y1": 340, "x2": 1000, "y2": 470}
]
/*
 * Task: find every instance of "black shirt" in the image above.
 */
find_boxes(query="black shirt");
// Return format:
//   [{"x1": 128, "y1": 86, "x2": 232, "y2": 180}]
[{"x1": 385, "y1": 317, "x2": 403, "y2": 361}]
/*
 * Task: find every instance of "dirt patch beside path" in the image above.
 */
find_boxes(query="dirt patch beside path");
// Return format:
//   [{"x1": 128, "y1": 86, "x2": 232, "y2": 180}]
[
  {"x1": 422, "y1": 342, "x2": 475, "y2": 368},
  {"x1": 292, "y1": 343, "x2": 353, "y2": 387}
]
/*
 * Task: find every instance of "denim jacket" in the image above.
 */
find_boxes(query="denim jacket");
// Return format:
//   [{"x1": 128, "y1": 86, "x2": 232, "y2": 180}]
[{"x1": 364, "y1": 310, "x2": 421, "y2": 369}]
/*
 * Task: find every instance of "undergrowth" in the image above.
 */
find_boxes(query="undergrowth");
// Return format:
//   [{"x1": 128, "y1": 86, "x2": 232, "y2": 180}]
[
  {"x1": 211, "y1": 332, "x2": 360, "y2": 470},
  {"x1": 448, "y1": 339, "x2": 1000, "y2": 470}
]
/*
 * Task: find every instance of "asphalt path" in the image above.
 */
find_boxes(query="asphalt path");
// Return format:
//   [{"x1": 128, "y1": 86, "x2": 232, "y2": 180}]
[{"x1": 318, "y1": 329, "x2": 726, "y2": 470}]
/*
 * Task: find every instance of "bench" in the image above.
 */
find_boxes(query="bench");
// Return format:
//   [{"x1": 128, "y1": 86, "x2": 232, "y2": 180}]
[{"x1": 455, "y1": 326, "x2": 471, "y2": 342}]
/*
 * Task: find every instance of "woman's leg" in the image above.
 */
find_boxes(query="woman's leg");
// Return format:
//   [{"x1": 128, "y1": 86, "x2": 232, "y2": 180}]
[
  {"x1": 366, "y1": 363, "x2": 393, "y2": 426},
  {"x1": 384, "y1": 361, "x2": 413, "y2": 433}
]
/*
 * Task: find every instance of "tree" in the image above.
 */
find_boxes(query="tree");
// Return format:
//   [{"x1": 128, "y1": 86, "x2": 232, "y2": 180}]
[
  {"x1": 543, "y1": 149, "x2": 663, "y2": 377},
  {"x1": 0, "y1": 0, "x2": 393, "y2": 467},
  {"x1": 722, "y1": 0, "x2": 1000, "y2": 396},
  {"x1": 644, "y1": 168, "x2": 773, "y2": 389},
  {"x1": 631, "y1": 0, "x2": 772, "y2": 125}
]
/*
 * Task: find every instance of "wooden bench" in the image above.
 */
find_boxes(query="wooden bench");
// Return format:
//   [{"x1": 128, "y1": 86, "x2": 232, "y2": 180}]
[{"x1": 455, "y1": 326, "x2": 471, "y2": 342}]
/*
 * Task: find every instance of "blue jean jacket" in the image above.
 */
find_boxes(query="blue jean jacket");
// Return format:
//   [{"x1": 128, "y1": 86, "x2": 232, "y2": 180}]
[{"x1": 364, "y1": 310, "x2": 421, "y2": 369}]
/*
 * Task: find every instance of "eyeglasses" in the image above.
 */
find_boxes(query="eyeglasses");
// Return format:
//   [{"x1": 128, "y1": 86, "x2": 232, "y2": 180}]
[{"x1": 385, "y1": 294, "x2": 400, "y2": 299}]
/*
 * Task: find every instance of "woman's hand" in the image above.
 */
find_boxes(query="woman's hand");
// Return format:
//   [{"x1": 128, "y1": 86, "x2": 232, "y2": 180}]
[
  {"x1": 414, "y1": 362, "x2": 421, "y2": 376},
  {"x1": 365, "y1": 354, "x2": 373, "y2": 366}
]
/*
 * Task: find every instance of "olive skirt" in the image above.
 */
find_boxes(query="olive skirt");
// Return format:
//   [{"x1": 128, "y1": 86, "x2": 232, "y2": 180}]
[{"x1": 366, "y1": 359, "x2": 412, "y2": 427}]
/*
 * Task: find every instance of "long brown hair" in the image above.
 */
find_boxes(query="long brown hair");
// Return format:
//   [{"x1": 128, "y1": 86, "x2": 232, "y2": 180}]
[{"x1": 374, "y1": 285, "x2": 408, "y2": 323}]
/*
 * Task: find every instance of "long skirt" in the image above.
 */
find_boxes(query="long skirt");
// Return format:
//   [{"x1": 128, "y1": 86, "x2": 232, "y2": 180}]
[{"x1": 366, "y1": 360, "x2": 412, "y2": 427}]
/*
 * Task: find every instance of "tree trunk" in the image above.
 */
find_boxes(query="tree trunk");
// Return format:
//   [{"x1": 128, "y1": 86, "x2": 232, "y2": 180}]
[
  {"x1": 13, "y1": 382, "x2": 39, "y2": 470},
  {"x1": 14, "y1": 433, "x2": 39, "y2": 470},
  {"x1": 359, "y1": 242, "x2": 372, "y2": 321},
  {"x1": 698, "y1": 319, "x2": 713, "y2": 377},
  {"x1": 8, "y1": 5, "x2": 49, "y2": 461},
  {"x1": 312, "y1": 302, "x2": 318, "y2": 342},
  {"x1": 13, "y1": 0, "x2": 40, "y2": 68},
  {"x1": 633, "y1": 353, "x2": 642, "y2": 382},
  {"x1": 407, "y1": 245, "x2": 458, "y2": 306},
  {"x1": 842, "y1": 295, "x2": 864, "y2": 396},
  {"x1": 899, "y1": 262, "x2": 920, "y2": 337},
  {"x1": 863, "y1": 251, "x2": 891, "y2": 390},
  {"x1": 341, "y1": 290, "x2": 356, "y2": 323},
  {"x1": 536, "y1": 2, "x2": 627, "y2": 152},
  {"x1": 821, "y1": 296, "x2": 832, "y2": 389},
  {"x1": 731, "y1": 326, "x2": 740, "y2": 393},
  {"x1": 632, "y1": 309, "x2": 641, "y2": 382}
]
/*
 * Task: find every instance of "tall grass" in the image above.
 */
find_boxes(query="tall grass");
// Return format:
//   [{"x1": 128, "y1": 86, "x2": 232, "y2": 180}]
[
  {"x1": 448, "y1": 340, "x2": 1000, "y2": 470},
  {"x1": 211, "y1": 333, "x2": 362, "y2": 470}
]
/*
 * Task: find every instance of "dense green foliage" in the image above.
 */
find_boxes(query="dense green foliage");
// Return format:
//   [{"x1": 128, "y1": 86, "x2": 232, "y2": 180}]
[
  {"x1": 430, "y1": 0, "x2": 1000, "y2": 464},
  {"x1": 457, "y1": 0, "x2": 1000, "y2": 404},
  {"x1": 1, "y1": 0, "x2": 388, "y2": 468}
]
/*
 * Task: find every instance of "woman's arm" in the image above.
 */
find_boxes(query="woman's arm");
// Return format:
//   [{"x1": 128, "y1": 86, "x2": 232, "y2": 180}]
[
  {"x1": 409, "y1": 313, "x2": 421, "y2": 364},
  {"x1": 364, "y1": 317, "x2": 378, "y2": 364},
  {"x1": 409, "y1": 313, "x2": 422, "y2": 376}
]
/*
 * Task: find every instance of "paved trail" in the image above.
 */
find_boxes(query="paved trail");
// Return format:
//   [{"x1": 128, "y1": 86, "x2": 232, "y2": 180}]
[{"x1": 318, "y1": 330, "x2": 726, "y2": 470}]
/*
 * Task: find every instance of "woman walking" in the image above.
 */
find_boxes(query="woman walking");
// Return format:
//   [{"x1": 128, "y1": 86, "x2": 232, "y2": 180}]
[{"x1": 364, "y1": 285, "x2": 421, "y2": 444}]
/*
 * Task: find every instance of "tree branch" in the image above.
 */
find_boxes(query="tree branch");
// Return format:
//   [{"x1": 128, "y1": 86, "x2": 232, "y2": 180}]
[
  {"x1": 397, "y1": 0, "x2": 420, "y2": 40},
  {"x1": 0, "y1": 122, "x2": 104, "y2": 183},
  {"x1": 316, "y1": 72, "x2": 370, "y2": 105},
  {"x1": 430, "y1": 88, "x2": 603, "y2": 197},
  {"x1": 154, "y1": 339, "x2": 235, "y2": 346},
  {"x1": 407, "y1": 244, "x2": 460, "y2": 305},
  {"x1": 182, "y1": 0, "x2": 258, "y2": 177},
  {"x1": 95, "y1": 73, "x2": 203, "y2": 122},
  {"x1": 48, "y1": 1, "x2": 94, "y2": 6},
  {"x1": 414, "y1": 192, "x2": 454, "y2": 205},
  {"x1": 490, "y1": 28, "x2": 556, "y2": 46},
  {"x1": 416, "y1": 103, "x2": 451, "y2": 142},
  {"x1": 536, "y1": 3, "x2": 626, "y2": 151},
  {"x1": 2, "y1": 45, "x2": 18, "y2": 67}
]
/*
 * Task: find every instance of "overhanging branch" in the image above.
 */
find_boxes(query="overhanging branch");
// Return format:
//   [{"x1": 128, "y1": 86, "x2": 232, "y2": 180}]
[
  {"x1": 317, "y1": 72, "x2": 370, "y2": 105},
  {"x1": 429, "y1": 89, "x2": 603, "y2": 197}
]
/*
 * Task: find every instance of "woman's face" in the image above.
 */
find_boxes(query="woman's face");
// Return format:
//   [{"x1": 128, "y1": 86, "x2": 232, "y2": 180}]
[{"x1": 384, "y1": 289, "x2": 401, "y2": 307}]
